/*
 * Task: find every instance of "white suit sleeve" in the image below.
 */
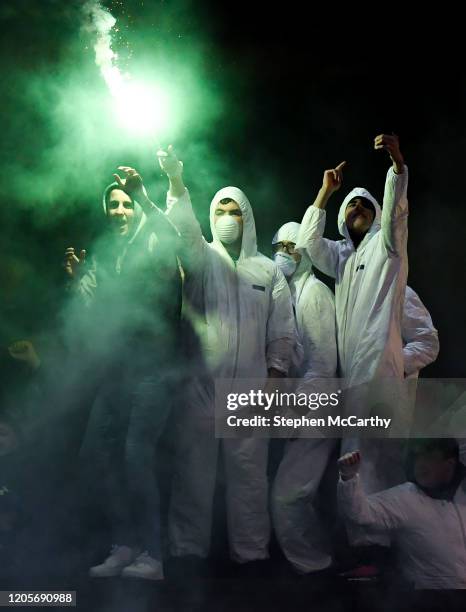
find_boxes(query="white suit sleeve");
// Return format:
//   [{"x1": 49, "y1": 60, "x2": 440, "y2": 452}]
[
  {"x1": 402, "y1": 286, "x2": 440, "y2": 377},
  {"x1": 380, "y1": 166, "x2": 409, "y2": 257},
  {"x1": 144, "y1": 202, "x2": 181, "y2": 244},
  {"x1": 298, "y1": 283, "x2": 337, "y2": 383},
  {"x1": 295, "y1": 206, "x2": 339, "y2": 278},
  {"x1": 165, "y1": 189, "x2": 207, "y2": 270},
  {"x1": 266, "y1": 267, "x2": 296, "y2": 374},
  {"x1": 338, "y1": 474, "x2": 409, "y2": 531}
]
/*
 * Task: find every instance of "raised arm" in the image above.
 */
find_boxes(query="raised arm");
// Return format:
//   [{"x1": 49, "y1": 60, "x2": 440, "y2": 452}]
[
  {"x1": 63, "y1": 246, "x2": 97, "y2": 307},
  {"x1": 295, "y1": 162, "x2": 346, "y2": 278},
  {"x1": 374, "y1": 134, "x2": 409, "y2": 257},
  {"x1": 157, "y1": 146, "x2": 207, "y2": 270},
  {"x1": 337, "y1": 451, "x2": 409, "y2": 531}
]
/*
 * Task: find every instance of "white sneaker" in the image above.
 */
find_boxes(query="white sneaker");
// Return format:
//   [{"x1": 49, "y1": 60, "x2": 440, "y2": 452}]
[
  {"x1": 89, "y1": 545, "x2": 138, "y2": 578},
  {"x1": 121, "y1": 551, "x2": 164, "y2": 581}
]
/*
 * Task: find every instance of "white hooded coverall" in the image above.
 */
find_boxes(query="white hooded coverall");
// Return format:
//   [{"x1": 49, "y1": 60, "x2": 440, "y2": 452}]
[
  {"x1": 296, "y1": 167, "x2": 409, "y2": 547},
  {"x1": 166, "y1": 187, "x2": 295, "y2": 562},
  {"x1": 402, "y1": 285, "x2": 439, "y2": 380},
  {"x1": 296, "y1": 166, "x2": 409, "y2": 386},
  {"x1": 338, "y1": 474, "x2": 466, "y2": 589},
  {"x1": 348, "y1": 286, "x2": 439, "y2": 547},
  {"x1": 270, "y1": 221, "x2": 338, "y2": 573},
  {"x1": 272, "y1": 276, "x2": 440, "y2": 569}
]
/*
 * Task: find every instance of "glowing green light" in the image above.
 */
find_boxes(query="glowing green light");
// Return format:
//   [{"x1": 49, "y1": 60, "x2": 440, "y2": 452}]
[{"x1": 113, "y1": 80, "x2": 172, "y2": 139}]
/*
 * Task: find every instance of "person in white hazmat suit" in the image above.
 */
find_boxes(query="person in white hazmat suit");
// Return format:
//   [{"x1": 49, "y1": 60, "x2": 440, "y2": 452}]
[
  {"x1": 158, "y1": 147, "x2": 296, "y2": 564},
  {"x1": 402, "y1": 285, "x2": 439, "y2": 380},
  {"x1": 338, "y1": 441, "x2": 466, "y2": 590},
  {"x1": 343, "y1": 286, "x2": 439, "y2": 557},
  {"x1": 296, "y1": 133, "x2": 408, "y2": 395},
  {"x1": 270, "y1": 221, "x2": 338, "y2": 574},
  {"x1": 401, "y1": 285, "x2": 440, "y2": 434},
  {"x1": 295, "y1": 134, "x2": 408, "y2": 552},
  {"x1": 269, "y1": 247, "x2": 439, "y2": 574}
]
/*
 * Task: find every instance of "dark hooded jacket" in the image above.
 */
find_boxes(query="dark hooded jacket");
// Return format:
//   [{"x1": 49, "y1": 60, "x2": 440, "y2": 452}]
[{"x1": 71, "y1": 184, "x2": 182, "y2": 370}]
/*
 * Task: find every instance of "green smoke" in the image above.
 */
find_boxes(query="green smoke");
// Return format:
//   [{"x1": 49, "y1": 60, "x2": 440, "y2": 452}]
[{"x1": 0, "y1": 0, "x2": 227, "y2": 223}]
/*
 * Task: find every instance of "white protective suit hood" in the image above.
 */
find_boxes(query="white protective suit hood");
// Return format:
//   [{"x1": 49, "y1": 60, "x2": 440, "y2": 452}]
[
  {"x1": 272, "y1": 221, "x2": 313, "y2": 304},
  {"x1": 210, "y1": 187, "x2": 257, "y2": 260},
  {"x1": 338, "y1": 187, "x2": 381, "y2": 245}
]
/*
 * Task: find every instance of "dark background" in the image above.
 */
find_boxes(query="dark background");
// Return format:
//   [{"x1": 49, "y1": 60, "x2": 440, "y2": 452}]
[{"x1": 0, "y1": 0, "x2": 464, "y2": 376}]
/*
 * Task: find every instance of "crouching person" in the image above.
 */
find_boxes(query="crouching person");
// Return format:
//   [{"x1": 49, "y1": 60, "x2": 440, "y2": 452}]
[{"x1": 337, "y1": 440, "x2": 466, "y2": 589}]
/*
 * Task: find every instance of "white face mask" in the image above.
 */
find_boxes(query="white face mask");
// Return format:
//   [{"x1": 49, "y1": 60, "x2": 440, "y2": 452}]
[
  {"x1": 216, "y1": 215, "x2": 241, "y2": 244},
  {"x1": 274, "y1": 252, "x2": 297, "y2": 278}
]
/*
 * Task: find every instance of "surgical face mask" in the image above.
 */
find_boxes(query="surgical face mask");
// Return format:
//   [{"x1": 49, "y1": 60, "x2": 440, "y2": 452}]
[
  {"x1": 274, "y1": 252, "x2": 297, "y2": 278},
  {"x1": 216, "y1": 215, "x2": 241, "y2": 244}
]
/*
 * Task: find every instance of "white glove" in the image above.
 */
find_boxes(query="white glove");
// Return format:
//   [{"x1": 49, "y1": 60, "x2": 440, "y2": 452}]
[
  {"x1": 337, "y1": 450, "x2": 361, "y2": 481},
  {"x1": 157, "y1": 145, "x2": 183, "y2": 179}
]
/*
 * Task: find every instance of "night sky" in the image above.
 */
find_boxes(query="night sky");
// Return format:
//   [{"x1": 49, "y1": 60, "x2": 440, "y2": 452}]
[{"x1": 0, "y1": 1, "x2": 465, "y2": 376}]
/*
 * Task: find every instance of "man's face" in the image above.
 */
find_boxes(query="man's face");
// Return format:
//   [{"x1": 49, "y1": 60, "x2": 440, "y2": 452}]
[
  {"x1": 414, "y1": 450, "x2": 456, "y2": 489},
  {"x1": 272, "y1": 241, "x2": 302, "y2": 264},
  {"x1": 107, "y1": 189, "x2": 135, "y2": 236},
  {"x1": 345, "y1": 197, "x2": 375, "y2": 236},
  {"x1": 214, "y1": 200, "x2": 243, "y2": 229}
]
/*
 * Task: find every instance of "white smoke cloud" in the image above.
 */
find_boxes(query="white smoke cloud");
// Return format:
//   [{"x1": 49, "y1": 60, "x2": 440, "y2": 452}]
[
  {"x1": 82, "y1": 0, "x2": 126, "y2": 96},
  {"x1": 81, "y1": 1, "x2": 175, "y2": 140}
]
